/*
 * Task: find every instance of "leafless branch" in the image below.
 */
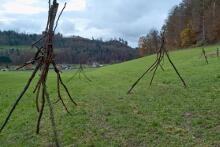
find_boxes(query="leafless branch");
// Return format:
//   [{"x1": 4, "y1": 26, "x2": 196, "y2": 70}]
[{"x1": 54, "y1": 2, "x2": 67, "y2": 31}]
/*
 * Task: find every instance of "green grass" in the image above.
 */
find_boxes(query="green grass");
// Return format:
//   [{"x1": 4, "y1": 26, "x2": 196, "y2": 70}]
[{"x1": 0, "y1": 46, "x2": 220, "y2": 146}]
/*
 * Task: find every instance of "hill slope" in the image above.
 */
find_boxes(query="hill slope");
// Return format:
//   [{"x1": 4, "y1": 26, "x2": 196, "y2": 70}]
[
  {"x1": 0, "y1": 45, "x2": 220, "y2": 146},
  {"x1": 0, "y1": 31, "x2": 138, "y2": 64}
]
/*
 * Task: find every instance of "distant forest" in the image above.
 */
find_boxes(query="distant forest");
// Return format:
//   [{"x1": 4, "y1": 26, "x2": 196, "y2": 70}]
[
  {"x1": 0, "y1": 31, "x2": 138, "y2": 65},
  {"x1": 139, "y1": 0, "x2": 220, "y2": 56}
]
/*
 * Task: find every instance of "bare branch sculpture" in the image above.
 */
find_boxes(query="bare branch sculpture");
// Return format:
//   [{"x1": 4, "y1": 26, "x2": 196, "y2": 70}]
[
  {"x1": 127, "y1": 30, "x2": 187, "y2": 94},
  {"x1": 67, "y1": 63, "x2": 92, "y2": 83},
  {"x1": 0, "y1": 0, "x2": 76, "y2": 146}
]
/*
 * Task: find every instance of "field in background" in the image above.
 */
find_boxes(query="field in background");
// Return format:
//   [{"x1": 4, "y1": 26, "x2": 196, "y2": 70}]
[{"x1": 0, "y1": 46, "x2": 220, "y2": 146}]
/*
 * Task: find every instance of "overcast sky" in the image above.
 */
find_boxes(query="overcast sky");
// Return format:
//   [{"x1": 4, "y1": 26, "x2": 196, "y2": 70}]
[{"x1": 0, "y1": 0, "x2": 182, "y2": 47}]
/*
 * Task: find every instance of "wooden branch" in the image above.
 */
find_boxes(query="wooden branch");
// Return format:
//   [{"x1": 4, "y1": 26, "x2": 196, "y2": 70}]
[
  {"x1": 32, "y1": 35, "x2": 47, "y2": 48},
  {"x1": 49, "y1": 1, "x2": 59, "y2": 32},
  {"x1": 36, "y1": 85, "x2": 45, "y2": 134},
  {"x1": 58, "y1": 75, "x2": 77, "y2": 106},
  {"x1": 52, "y1": 62, "x2": 77, "y2": 106},
  {"x1": 54, "y1": 3, "x2": 67, "y2": 31},
  {"x1": 159, "y1": 64, "x2": 165, "y2": 71},
  {"x1": 127, "y1": 59, "x2": 158, "y2": 94},
  {"x1": 57, "y1": 74, "x2": 70, "y2": 113},
  {"x1": 202, "y1": 48, "x2": 209, "y2": 64},
  {"x1": 0, "y1": 63, "x2": 41, "y2": 133},
  {"x1": 165, "y1": 50, "x2": 187, "y2": 88},
  {"x1": 35, "y1": 83, "x2": 41, "y2": 112},
  {"x1": 149, "y1": 62, "x2": 159, "y2": 86}
]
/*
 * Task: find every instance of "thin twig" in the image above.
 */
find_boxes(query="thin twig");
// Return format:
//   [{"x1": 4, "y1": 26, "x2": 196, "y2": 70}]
[
  {"x1": 54, "y1": 2, "x2": 66, "y2": 31},
  {"x1": 32, "y1": 35, "x2": 47, "y2": 48},
  {"x1": 35, "y1": 83, "x2": 41, "y2": 112},
  {"x1": 58, "y1": 75, "x2": 77, "y2": 106},
  {"x1": 52, "y1": 62, "x2": 77, "y2": 106},
  {"x1": 127, "y1": 59, "x2": 158, "y2": 94},
  {"x1": 150, "y1": 62, "x2": 159, "y2": 86},
  {"x1": 57, "y1": 74, "x2": 70, "y2": 113}
]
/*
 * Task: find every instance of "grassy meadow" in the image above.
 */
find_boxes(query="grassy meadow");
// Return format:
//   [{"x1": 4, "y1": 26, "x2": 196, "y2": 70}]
[{"x1": 0, "y1": 46, "x2": 220, "y2": 146}]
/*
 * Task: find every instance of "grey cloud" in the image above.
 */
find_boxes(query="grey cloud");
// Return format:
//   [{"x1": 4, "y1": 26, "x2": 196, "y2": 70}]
[
  {"x1": 0, "y1": 0, "x2": 182, "y2": 47},
  {"x1": 58, "y1": 19, "x2": 76, "y2": 35},
  {"x1": 0, "y1": 13, "x2": 47, "y2": 33},
  {"x1": 74, "y1": 0, "x2": 182, "y2": 46}
]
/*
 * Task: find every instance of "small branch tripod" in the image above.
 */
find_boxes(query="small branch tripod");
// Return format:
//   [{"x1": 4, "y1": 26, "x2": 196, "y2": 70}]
[{"x1": 67, "y1": 63, "x2": 92, "y2": 83}]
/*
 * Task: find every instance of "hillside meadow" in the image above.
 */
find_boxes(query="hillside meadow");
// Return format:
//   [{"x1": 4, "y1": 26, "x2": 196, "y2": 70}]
[{"x1": 0, "y1": 46, "x2": 220, "y2": 146}]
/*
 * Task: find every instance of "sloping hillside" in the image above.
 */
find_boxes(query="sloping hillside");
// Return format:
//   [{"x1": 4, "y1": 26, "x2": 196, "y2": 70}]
[
  {"x1": 0, "y1": 31, "x2": 138, "y2": 64},
  {"x1": 0, "y1": 45, "x2": 219, "y2": 146}
]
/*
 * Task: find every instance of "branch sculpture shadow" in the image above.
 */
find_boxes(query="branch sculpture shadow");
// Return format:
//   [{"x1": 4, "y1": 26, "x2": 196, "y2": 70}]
[
  {"x1": 127, "y1": 30, "x2": 187, "y2": 94},
  {"x1": 0, "y1": 0, "x2": 76, "y2": 146}
]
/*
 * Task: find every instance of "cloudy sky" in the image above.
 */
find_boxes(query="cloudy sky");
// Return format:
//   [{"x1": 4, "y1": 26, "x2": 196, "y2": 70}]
[{"x1": 0, "y1": 0, "x2": 182, "y2": 47}]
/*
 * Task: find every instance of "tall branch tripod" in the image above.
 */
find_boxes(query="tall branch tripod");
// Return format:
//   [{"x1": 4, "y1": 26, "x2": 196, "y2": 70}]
[
  {"x1": 0, "y1": 0, "x2": 76, "y2": 146},
  {"x1": 127, "y1": 31, "x2": 187, "y2": 94}
]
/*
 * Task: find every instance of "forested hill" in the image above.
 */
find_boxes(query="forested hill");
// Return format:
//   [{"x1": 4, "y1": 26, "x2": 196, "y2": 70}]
[
  {"x1": 0, "y1": 30, "x2": 139, "y2": 65},
  {"x1": 139, "y1": 0, "x2": 220, "y2": 57},
  {"x1": 165, "y1": 0, "x2": 220, "y2": 49}
]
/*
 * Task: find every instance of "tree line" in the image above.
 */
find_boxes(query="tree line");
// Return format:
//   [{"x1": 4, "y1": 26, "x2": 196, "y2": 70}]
[
  {"x1": 0, "y1": 31, "x2": 138, "y2": 65},
  {"x1": 139, "y1": 0, "x2": 220, "y2": 56}
]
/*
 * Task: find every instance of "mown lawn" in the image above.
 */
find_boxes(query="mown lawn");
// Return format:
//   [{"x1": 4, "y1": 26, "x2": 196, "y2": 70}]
[{"x1": 0, "y1": 46, "x2": 220, "y2": 146}]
